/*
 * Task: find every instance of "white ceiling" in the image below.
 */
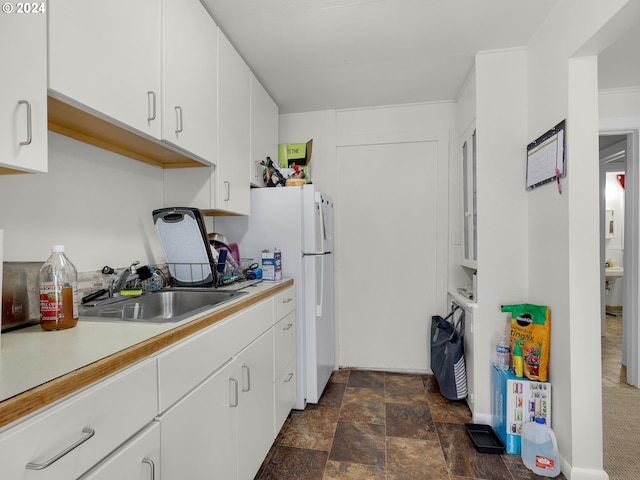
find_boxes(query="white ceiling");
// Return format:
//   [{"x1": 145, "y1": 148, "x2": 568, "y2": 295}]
[{"x1": 201, "y1": 0, "x2": 640, "y2": 114}]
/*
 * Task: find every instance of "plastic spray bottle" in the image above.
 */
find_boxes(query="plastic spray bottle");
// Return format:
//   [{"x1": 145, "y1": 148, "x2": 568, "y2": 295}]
[{"x1": 512, "y1": 340, "x2": 524, "y2": 378}]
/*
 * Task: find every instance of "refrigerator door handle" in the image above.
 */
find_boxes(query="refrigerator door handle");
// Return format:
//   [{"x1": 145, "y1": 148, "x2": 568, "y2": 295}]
[{"x1": 316, "y1": 255, "x2": 323, "y2": 317}]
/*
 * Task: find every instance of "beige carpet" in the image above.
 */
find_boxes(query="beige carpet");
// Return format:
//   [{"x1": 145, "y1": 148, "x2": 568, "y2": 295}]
[{"x1": 602, "y1": 315, "x2": 640, "y2": 480}]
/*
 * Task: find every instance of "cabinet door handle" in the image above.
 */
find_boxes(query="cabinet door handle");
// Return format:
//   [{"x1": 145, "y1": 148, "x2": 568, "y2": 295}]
[
  {"x1": 174, "y1": 106, "x2": 183, "y2": 133},
  {"x1": 18, "y1": 100, "x2": 32, "y2": 146},
  {"x1": 147, "y1": 91, "x2": 156, "y2": 122},
  {"x1": 224, "y1": 180, "x2": 231, "y2": 201},
  {"x1": 25, "y1": 427, "x2": 95, "y2": 470},
  {"x1": 142, "y1": 458, "x2": 156, "y2": 480},
  {"x1": 283, "y1": 323, "x2": 293, "y2": 331},
  {"x1": 282, "y1": 298, "x2": 293, "y2": 304},
  {"x1": 284, "y1": 373, "x2": 294, "y2": 383},
  {"x1": 242, "y1": 365, "x2": 251, "y2": 392},
  {"x1": 229, "y1": 377, "x2": 239, "y2": 407}
]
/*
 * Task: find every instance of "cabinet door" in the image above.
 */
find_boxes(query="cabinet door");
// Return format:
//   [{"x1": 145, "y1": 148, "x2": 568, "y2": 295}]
[
  {"x1": 461, "y1": 123, "x2": 477, "y2": 269},
  {"x1": 78, "y1": 422, "x2": 160, "y2": 480},
  {"x1": 160, "y1": 360, "x2": 238, "y2": 479},
  {"x1": 0, "y1": 7, "x2": 47, "y2": 173},
  {"x1": 250, "y1": 73, "x2": 278, "y2": 187},
  {"x1": 217, "y1": 29, "x2": 251, "y2": 214},
  {"x1": 162, "y1": 0, "x2": 217, "y2": 165},
  {"x1": 236, "y1": 329, "x2": 275, "y2": 480},
  {"x1": 48, "y1": 0, "x2": 161, "y2": 139}
]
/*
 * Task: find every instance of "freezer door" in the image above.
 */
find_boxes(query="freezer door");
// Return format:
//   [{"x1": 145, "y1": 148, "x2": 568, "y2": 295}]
[{"x1": 303, "y1": 252, "x2": 336, "y2": 404}]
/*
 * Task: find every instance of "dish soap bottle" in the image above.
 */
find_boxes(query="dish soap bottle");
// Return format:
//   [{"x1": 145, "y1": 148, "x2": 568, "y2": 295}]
[
  {"x1": 38, "y1": 245, "x2": 79, "y2": 331},
  {"x1": 512, "y1": 340, "x2": 524, "y2": 378}
]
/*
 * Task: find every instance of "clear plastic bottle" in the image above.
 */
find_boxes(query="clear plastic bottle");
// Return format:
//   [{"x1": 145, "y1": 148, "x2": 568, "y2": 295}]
[
  {"x1": 38, "y1": 245, "x2": 79, "y2": 331},
  {"x1": 521, "y1": 417, "x2": 560, "y2": 477},
  {"x1": 495, "y1": 335, "x2": 510, "y2": 370}
]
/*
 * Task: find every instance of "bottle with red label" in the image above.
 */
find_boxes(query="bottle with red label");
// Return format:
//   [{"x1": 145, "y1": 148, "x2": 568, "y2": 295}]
[{"x1": 38, "y1": 245, "x2": 79, "y2": 331}]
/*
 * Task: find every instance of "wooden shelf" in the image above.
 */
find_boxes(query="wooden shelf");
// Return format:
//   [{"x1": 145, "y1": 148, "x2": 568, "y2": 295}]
[{"x1": 47, "y1": 95, "x2": 206, "y2": 169}]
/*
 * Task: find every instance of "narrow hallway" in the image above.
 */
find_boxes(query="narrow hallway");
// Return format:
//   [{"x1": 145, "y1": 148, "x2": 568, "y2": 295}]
[{"x1": 602, "y1": 313, "x2": 640, "y2": 479}]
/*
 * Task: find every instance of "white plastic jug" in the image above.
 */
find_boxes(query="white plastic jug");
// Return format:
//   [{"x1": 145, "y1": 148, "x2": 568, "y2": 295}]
[{"x1": 521, "y1": 417, "x2": 560, "y2": 478}]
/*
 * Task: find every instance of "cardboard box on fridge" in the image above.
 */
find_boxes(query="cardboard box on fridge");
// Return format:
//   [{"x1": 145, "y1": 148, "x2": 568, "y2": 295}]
[
  {"x1": 279, "y1": 139, "x2": 312, "y2": 173},
  {"x1": 261, "y1": 249, "x2": 282, "y2": 281},
  {"x1": 492, "y1": 366, "x2": 551, "y2": 454}
]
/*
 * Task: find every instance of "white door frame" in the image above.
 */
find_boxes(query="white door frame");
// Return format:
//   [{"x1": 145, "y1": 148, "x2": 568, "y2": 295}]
[{"x1": 600, "y1": 125, "x2": 640, "y2": 387}]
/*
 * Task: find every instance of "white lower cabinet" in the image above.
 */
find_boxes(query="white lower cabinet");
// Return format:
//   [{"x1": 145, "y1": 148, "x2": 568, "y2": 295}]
[
  {"x1": 236, "y1": 330, "x2": 275, "y2": 480},
  {"x1": 160, "y1": 359, "x2": 239, "y2": 479},
  {"x1": 157, "y1": 294, "x2": 290, "y2": 480},
  {"x1": 78, "y1": 422, "x2": 160, "y2": 480},
  {"x1": 0, "y1": 358, "x2": 157, "y2": 480}
]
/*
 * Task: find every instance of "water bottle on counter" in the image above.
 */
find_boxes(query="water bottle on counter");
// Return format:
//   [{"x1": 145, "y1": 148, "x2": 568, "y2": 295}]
[
  {"x1": 38, "y1": 245, "x2": 79, "y2": 331},
  {"x1": 495, "y1": 335, "x2": 510, "y2": 370}
]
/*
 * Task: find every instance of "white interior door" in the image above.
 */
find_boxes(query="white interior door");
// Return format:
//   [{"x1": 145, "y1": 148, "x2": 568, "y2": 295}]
[{"x1": 337, "y1": 141, "x2": 439, "y2": 370}]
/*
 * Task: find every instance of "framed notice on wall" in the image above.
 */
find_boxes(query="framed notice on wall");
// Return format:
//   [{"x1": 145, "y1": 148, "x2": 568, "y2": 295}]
[{"x1": 526, "y1": 120, "x2": 566, "y2": 190}]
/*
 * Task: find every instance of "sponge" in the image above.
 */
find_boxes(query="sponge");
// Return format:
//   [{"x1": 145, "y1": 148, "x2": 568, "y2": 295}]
[{"x1": 120, "y1": 288, "x2": 143, "y2": 296}]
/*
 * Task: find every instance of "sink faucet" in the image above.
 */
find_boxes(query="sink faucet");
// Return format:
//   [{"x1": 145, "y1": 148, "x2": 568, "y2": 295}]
[{"x1": 110, "y1": 261, "x2": 140, "y2": 296}]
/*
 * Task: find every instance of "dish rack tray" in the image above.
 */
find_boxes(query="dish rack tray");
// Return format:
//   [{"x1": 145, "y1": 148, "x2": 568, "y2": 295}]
[{"x1": 166, "y1": 260, "x2": 254, "y2": 288}]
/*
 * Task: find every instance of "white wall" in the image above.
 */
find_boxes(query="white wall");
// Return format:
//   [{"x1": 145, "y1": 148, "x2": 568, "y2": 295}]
[
  {"x1": 0, "y1": 132, "x2": 166, "y2": 271},
  {"x1": 279, "y1": 103, "x2": 457, "y2": 371},
  {"x1": 526, "y1": 1, "x2": 636, "y2": 477},
  {"x1": 472, "y1": 48, "x2": 529, "y2": 420}
]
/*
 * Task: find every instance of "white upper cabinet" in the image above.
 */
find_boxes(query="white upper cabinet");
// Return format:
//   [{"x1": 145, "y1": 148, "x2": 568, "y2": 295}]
[
  {"x1": 161, "y1": 0, "x2": 218, "y2": 165},
  {"x1": 0, "y1": 8, "x2": 47, "y2": 173},
  {"x1": 217, "y1": 28, "x2": 251, "y2": 214},
  {"x1": 461, "y1": 122, "x2": 477, "y2": 269},
  {"x1": 48, "y1": 0, "x2": 162, "y2": 140},
  {"x1": 250, "y1": 73, "x2": 279, "y2": 187}
]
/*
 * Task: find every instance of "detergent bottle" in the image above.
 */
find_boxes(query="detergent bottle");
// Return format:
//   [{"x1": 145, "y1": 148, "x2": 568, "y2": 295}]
[
  {"x1": 512, "y1": 340, "x2": 524, "y2": 378},
  {"x1": 521, "y1": 417, "x2": 561, "y2": 477}
]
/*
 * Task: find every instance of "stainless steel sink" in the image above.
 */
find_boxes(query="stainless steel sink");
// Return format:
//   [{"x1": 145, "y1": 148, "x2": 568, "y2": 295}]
[{"x1": 80, "y1": 289, "x2": 247, "y2": 323}]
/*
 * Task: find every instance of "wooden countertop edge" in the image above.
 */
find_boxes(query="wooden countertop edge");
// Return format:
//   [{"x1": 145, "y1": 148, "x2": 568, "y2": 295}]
[{"x1": 0, "y1": 280, "x2": 293, "y2": 430}]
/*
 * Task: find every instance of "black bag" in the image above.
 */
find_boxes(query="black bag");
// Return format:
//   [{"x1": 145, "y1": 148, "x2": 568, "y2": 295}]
[{"x1": 430, "y1": 306, "x2": 468, "y2": 401}]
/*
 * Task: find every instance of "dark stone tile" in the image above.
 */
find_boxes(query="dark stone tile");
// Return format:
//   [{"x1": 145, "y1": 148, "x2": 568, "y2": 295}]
[
  {"x1": 437, "y1": 422, "x2": 512, "y2": 479},
  {"x1": 386, "y1": 403, "x2": 436, "y2": 440},
  {"x1": 386, "y1": 436, "x2": 449, "y2": 479},
  {"x1": 339, "y1": 387, "x2": 385, "y2": 424},
  {"x1": 385, "y1": 372, "x2": 429, "y2": 404},
  {"x1": 427, "y1": 392, "x2": 472, "y2": 423},
  {"x1": 256, "y1": 445, "x2": 328, "y2": 480},
  {"x1": 323, "y1": 460, "x2": 387, "y2": 479},
  {"x1": 316, "y1": 380, "x2": 346, "y2": 408},
  {"x1": 347, "y1": 369, "x2": 385, "y2": 393},
  {"x1": 279, "y1": 406, "x2": 339, "y2": 451},
  {"x1": 422, "y1": 374, "x2": 440, "y2": 393},
  {"x1": 329, "y1": 421, "x2": 386, "y2": 466},
  {"x1": 329, "y1": 368, "x2": 350, "y2": 384}
]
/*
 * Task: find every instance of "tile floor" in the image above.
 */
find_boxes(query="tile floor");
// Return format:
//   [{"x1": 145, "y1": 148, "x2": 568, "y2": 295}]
[{"x1": 255, "y1": 369, "x2": 566, "y2": 479}]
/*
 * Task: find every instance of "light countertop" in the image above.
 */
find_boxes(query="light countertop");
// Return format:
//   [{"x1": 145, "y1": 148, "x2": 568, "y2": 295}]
[{"x1": 0, "y1": 279, "x2": 293, "y2": 430}]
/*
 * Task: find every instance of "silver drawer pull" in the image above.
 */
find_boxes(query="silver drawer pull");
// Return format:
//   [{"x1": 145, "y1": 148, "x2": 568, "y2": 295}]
[
  {"x1": 282, "y1": 323, "x2": 293, "y2": 331},
  {"x1": 18, "y1": 100, "x2": 32, "y2": 146},
  {"x1": 175, "y1": 105, "x2": 183, "y2": 133},
  {"x1": 242, "y1": 365, "x2": 251, "y2": 392},
  {"x1": 25, "y1": 427, "x2": 95, "y2": 470},
  {"x1": 229, "y1": 377, "x2": 239, "y2": 407},
  {"x1": 142, "y1": 458, "x2": 156, "y2": 479},
  {"x1": 282, "y1": 298, "x2": 293, "y2": 304},
  {"x1": 147, "y1": 91, "x2": 156, "y2": 122},
  {"x1": 284, "y1": 373, "x2": 294, "y2": 383}
]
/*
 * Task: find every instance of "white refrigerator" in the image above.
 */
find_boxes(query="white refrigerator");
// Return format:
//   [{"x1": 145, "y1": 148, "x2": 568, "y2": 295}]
[{"x1": 216, "y1": 185, "x2": 336, "y2": 409}]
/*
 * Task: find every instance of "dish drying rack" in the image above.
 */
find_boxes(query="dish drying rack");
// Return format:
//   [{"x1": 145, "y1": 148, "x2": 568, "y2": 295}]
[{"x1": 164, "y1": 258, "x2": 256, "y2": 288}]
